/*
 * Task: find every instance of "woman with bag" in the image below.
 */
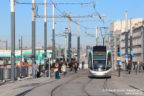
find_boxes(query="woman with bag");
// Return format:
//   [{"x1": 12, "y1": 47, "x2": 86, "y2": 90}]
[{"x1": 54, "y1": 63, "x2": 60, "y2": 79}]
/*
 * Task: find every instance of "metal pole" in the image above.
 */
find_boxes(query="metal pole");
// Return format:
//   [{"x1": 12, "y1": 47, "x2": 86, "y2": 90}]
[
  {"x1": 125, "y1": 11, "x2": 129, "y2": 71},
  {"x1": 44, "y1": 0, "x2": 47, "y2": 71},
  {"x1": 52, "y1": 4, "x2": 55, "y2": 60},
  {"x1": 21, "y1": 36, "x2": 22, "y2": 62},
  {"x1": 130, "y1": 19, "x2": 133, "y2": 70},
  {"x1": 68, "y1": 13, "x2": 72, "y2": 63},
  {"x1": 32, "y1": 0, "x2": 36, "y2": 78},
  {"x1": 103, "y1": 37, "x2": 104, "y2": 46},
  {"x1": 64, "y1": 28, "x2": 68, "y2": 62},
  {"x1": 20, "y1": 36, "x2": 22, "y2": 77},
  {"x1": 49, "y1": 58, "x2": 51, "y2": 79},
  {"x1": 19, "y1": 39, "x2": 20, "y2": 50},
  {"x1": 77, "y1": 21, "x2": 80, "y2": 64},
  {"x1": 6, "y1": 40, "x2": 8, "y2": 50},
  {"x1": 10, "y1": 0, "x2": 15, "y2": 81},
  {"x1": 125, "y1": 11, "x2": 128, "y2": 56},
  {"x1": 96, "y1": 27, "x2": 98, "y2": 46}
]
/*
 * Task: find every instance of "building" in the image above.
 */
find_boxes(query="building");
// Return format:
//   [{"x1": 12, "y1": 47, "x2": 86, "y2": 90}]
[{"x1": 109, "y1": 18, "x2": 144, "y2": 70}]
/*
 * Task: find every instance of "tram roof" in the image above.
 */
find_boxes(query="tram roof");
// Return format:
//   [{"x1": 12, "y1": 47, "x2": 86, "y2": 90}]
[{"x1": 93, "y1": 46, "x2": 106, "y2": 52}]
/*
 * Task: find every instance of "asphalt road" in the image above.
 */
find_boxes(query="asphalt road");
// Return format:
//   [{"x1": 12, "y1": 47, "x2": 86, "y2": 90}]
[{"x1": 24, "y1": 70, "x2": 144, "y2": 96}]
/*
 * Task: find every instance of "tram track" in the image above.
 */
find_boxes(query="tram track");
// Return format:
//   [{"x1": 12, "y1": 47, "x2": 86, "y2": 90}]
[
  {"x1": 50, "y1": 75, "x2": 80, "y2": 96},
  {"x1": 16, "y1": 79, "x2": 58, "y2": 96},
  {"x1": 17, "y1": 71, "x2": 77, "y2": 96},
  {"x1": 82, "y1": 78, "x2": 93, "y2": 96},
  {"x1": 103, "y1": 77, "x2": 119, "y2": 96},
  {"x1": 50, "y1": 74, "x2": 93, "y2": 96}
]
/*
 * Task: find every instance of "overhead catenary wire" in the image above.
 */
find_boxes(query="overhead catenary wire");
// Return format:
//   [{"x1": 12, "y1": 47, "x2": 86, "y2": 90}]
[
  {"x1": 15, "y1": 1, "x2": 93, "y2": 5},
  {"x1": 16, "y1": 0, "x2": 108, "y2": 43}
]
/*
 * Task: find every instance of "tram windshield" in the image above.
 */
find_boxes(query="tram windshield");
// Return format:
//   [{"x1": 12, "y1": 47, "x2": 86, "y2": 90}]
[
  {"x1": 93, "y1": 60, "x2": 106, "y2": 69},
  {"x1": 93, "y1": 53, "x2": 106, "y2": 69}
]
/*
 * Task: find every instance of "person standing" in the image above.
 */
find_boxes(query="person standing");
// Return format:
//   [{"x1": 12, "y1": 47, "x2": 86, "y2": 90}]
[{"x1": 82, "y1": 61, "x2": 85, "y2": 70}]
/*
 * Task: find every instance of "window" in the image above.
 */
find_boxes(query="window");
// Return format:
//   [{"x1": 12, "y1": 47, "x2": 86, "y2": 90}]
[
  {"x1": 93, "y1": 60, "x2": 106, "y2": 69},
  {"x1": 93, "y1": 54, "x2": 106, "y2": 60},
  {"x1": 88, "y1": 53, "x2": 92, "y2": 69}
]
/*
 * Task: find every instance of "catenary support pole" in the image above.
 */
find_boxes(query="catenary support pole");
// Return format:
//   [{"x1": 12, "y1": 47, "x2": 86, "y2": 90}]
[
  {"x1": 10, "y1": 0, "x2": 15, "y2": 81},
  {"x1": 6, "y1": 40, "x2": 8, "y2": 50},
  {"x1": 52, "y1": 4, "x2": 55, "y2": 60},
  {"x1": 32, "y1": 0, "x2": 36, "y2": 78},
  {"x1": 125, "y1": 11, "x2": 128, "y2": 56},
  {"x1": 68, "y1": 13, "x2": 72, "y2": 63},
  {"x1": 20, "y1": 36, "x2": 22, "y2": 77},
  {"x1": 19, "y1": 39, "x2": 20, "y2": 50},
  {"x1": 130, "y1": 19, "x2": 133, "y2": 70},
  {"x1": 125, "y1": 11, "x2": 129, "y2": 71},
  {"x1": 96, "y1": 27, "x2": 98, "y2": 46},
  {"x1": 77, "y1": 21, "x2": 80, "y2": 64},
  {"x1": 44, "y1": 0, "x2": 47, "y2": 71},
  {"x1": 64, "y1": 28, "x2": 68, "y2": 62}
]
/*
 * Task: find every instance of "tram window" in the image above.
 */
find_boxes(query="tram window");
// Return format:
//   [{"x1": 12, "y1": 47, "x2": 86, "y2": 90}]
[
  {"x1": 107, "y1": 53, "x2": 112, "y2": 68},
  {"x1": 93, "y1": 54, "x2": 106, "y2": 60},
  {"x1": 0, "y1": 57, "x2": 10, "y2": 61},
  {"x1": 93, "y1": 60, "x2": 106, "y2": 69},
  {"x1": 88, "y1": 53, "x2": 92, "y2": 69}
]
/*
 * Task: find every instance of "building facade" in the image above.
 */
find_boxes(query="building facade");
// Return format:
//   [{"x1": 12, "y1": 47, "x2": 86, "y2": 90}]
[{"x1": 109, "y1": 18, "x2": 144, "y2": 70}]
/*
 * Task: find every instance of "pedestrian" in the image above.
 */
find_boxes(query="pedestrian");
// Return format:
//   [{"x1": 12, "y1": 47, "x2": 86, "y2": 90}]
[
  {"x1": 82, "y1": 61, "x2": 85, "y2": 70},
  {"x1": 45, "y1": 60, "x2": 49, "y2": 77},
  {"x1": 65, "y1": 62, "x2": 68, "y2": 75},
  {"x1": 37, "y1": 64, "x2": 41, "y2": 78},
  {"x1": 54, "y1": 63, "x2": 60, "y2": 79},
  {"x1": 33, "y1": 62, "x2": 39, "y2": 78},
  {"x1": 61, "y1": 63, "x2": 66, "y2": 76},
  {"x1": 58, "y1": 59, "x2": 64, "y2": 73},
  {"x1": 74, "y1": 62, "x2": 78, "y2": 73}
]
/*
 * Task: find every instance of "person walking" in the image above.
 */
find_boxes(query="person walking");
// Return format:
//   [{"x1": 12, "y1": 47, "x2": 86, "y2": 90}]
[
  {"x1": 33, "y1": 62, "x2": 39, "y2": 78},
  {"x1": 45, "y1": 60, "x2": 49, "y2": 77},
  {"x1": 74, "y1": 62, "x2": 78, "y2": 73},
  {"x1": 54, "y1": 63, "x2": 60, "y2": 79},
  {"x1": 61, "y1": 63, "x2": 66, "y2": 76}
]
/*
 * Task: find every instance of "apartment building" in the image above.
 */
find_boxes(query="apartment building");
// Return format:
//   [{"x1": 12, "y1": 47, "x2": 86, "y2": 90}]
[{"x1": 109, "y1": 18, "x2": 143, "y2": 70}]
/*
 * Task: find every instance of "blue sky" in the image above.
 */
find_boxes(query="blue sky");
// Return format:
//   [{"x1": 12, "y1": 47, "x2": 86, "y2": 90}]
[{"x1": 0, "y1": 0, "x2": 144, "y2": 49}]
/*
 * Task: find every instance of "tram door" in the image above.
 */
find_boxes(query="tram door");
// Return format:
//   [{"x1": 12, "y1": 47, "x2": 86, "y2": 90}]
[{"x1": 106, "y1": 52, "x2": 112, "y2": 70}]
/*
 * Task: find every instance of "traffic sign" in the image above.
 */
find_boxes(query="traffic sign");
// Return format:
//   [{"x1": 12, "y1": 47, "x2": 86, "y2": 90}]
[
  {"x1": 119, "y1": 50, "x2": 121, "y2": 55},
  {"x1": 125, "y1": 54, "x2": 128, "y2": 58},
  {"x1": 130, "y1": 51, "x2": 134, "y2": 55},
  {"x1": 120, "y1": 61, "x2": 122, "y2": 65},
  {"x1": 117, "y1": 57, "x2": 121, "y2": 61}
]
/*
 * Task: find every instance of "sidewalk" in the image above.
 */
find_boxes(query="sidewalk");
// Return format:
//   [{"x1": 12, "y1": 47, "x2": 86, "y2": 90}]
[{"x1": 0, "y1": 70, "x2": 77, "y2": 96}]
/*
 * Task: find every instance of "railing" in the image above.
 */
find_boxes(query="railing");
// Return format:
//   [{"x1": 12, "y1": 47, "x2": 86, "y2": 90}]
[{"x1": 0, "y1": 63, "x2": 32, "y2": 81}]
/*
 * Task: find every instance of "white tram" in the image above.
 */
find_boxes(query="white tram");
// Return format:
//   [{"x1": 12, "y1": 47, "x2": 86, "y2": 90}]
[{"x1": 88, "y1": 46, "x2": 112, "y2": 77}]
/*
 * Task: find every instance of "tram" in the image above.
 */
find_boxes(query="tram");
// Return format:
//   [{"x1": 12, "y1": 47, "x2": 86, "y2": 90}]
[{"x1": 88, "y1": 46, "x2": 112, "y2": 77}]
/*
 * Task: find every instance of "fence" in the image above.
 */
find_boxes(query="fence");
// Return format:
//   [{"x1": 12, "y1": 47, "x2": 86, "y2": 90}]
[{"x1": 0, "y1": 64, "x2": 31, "y2": 81}]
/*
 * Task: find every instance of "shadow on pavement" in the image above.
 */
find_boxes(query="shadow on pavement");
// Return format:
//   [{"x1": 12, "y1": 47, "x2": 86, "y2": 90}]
[
  {"x1": 88, "y1": 76, "x2": 111, "y2": 79},
  {"x1": 16, "y1": 88, "x2": 33, "y2": 96}
]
